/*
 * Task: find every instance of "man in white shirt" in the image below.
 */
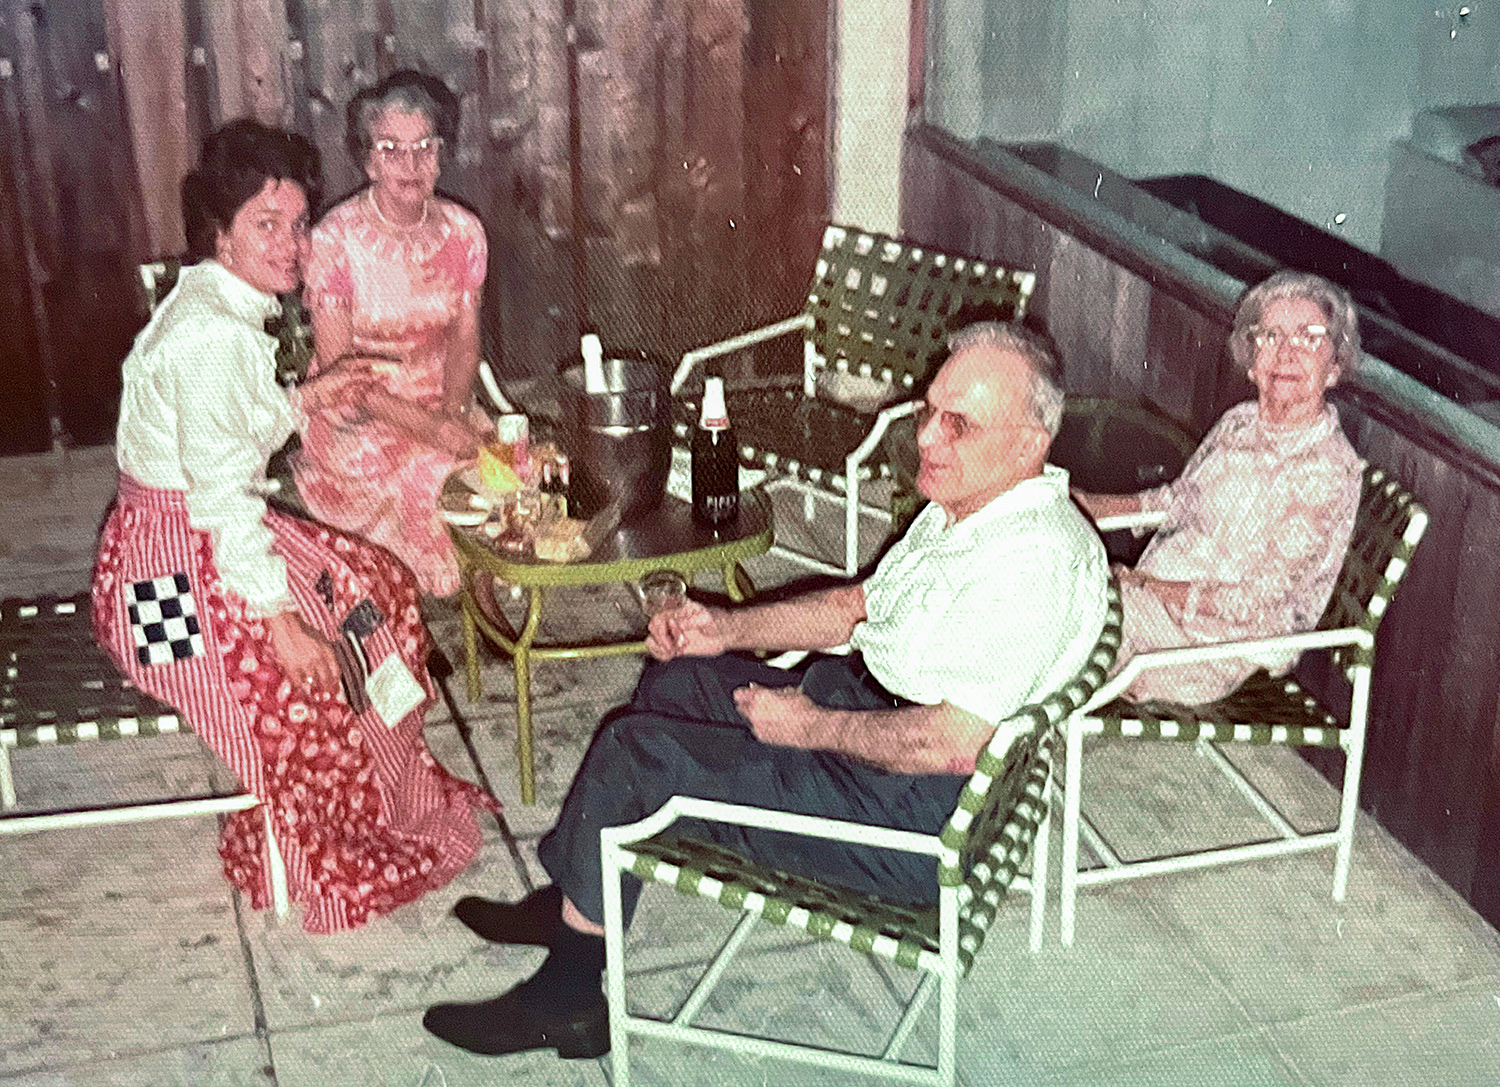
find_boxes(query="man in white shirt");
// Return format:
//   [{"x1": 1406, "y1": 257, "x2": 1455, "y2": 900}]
[{"x1": 424, "y1": 321, "x2": 1110, "y2": 1059}]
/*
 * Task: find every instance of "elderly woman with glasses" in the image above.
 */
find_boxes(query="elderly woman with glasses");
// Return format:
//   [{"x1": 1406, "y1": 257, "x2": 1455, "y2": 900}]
[
  {"x1": 1074, "y1": 271, "x2": 1364, "y2": 704},
  {"x1": 293, "y1": 70, "x2": 491, "y2": 597}
]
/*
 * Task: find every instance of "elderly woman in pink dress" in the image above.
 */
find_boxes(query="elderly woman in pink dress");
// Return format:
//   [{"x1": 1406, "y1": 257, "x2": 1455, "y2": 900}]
[
  {"x1": 1074, "y1": 271, "x2": 1364, "y2": 704},
  {"x1": 294, "y1": 71, "x2": 490, "y2": 597}
]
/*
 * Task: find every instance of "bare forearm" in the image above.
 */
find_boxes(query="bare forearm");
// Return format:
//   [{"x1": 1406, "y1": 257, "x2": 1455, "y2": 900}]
[
  {"x1": 442, "y1": 310, "x2": 481, "y2": 415},
  {"x1": 362, "y1": 389, "x2": 444, "y2": 443},
  {"x1": 311, "y1": 309, "x2": 354, "y2": 370},
  {"x1": 806, "y1": 702, "x2": 997, "y2": 776},
  {"x1": 719, "y1": 583, "x2": 866, "y2": 653}
]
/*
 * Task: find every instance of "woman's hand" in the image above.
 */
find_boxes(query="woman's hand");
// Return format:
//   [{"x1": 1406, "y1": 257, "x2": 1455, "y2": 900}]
[
  {"x1": 264, "y1": 611, "x2": 340, "y2": 693},
  {"x1": 351, "y1": 386, "x2": 484, "y2": 456},
  {"x1": 298, "y1": 358, "x2": 380, "y2": 414},
  {"x1": 433, "y1": 415, "x2": 486, "y2": 459}
]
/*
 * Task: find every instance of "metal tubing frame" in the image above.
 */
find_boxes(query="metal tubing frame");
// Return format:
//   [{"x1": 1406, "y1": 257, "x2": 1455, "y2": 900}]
[
  {"x1": 1, "y1": 718, "x2": 291, "y2": 917},
  {"x1": 475, "y1": 359, "x2": 516, "y2": 415},
  {"x1": 1093, "y1": 509, "x2": 1168, "y2": 534},
  {"x1": 0, "y1": 792, "x2": 261, "y2": 835},
  {"x1": 459, "y1": 564, "x2": 756, "y2": 804},
  {"x1": 0, "y1": 746, "x2": 15, "y2": 809},
  {"x1": 674, "y1": 318, "x2": 920, "y2": 577},
  {"x1": 600, "y1": 795, "x2": 995, "y2": 1087},
  {"x1": 1059, "y1": 624, "x2": 1374, "y2": 947},
  {"x1": 669, "y1": 314, "x2": 814, "y2": 396},
  {"x1": 759, "y1": 398, "x2": 918, "y2": 577},
  {"x1": 0, "y1": 792, "x2": 289, "y2": 917}
]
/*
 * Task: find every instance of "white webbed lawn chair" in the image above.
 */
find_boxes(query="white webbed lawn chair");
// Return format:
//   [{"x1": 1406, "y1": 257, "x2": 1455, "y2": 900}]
[
  {"x1": 1058, "y1": 465, "x2": 1427, "y2": 946},
  {"x1": 599, "y1": 585, "x2": 1121, "y2": 1086},
  {"x1": 0, "y1": 595, "x2": 289, "y2": 917},
  {"x1": 669, "y1": 225, "x2": 1036, "y2": 577}
]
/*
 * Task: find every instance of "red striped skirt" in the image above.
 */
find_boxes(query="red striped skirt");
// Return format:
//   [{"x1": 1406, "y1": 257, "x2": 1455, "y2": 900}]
[{"x1": 91, "y1": 475, "x2": 500, "y2": 933}]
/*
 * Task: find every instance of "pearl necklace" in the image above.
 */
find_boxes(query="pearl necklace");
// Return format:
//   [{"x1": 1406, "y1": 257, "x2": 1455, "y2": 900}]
[{"x1": 367, "y1": 188, "x2": 430, "y2": 232}]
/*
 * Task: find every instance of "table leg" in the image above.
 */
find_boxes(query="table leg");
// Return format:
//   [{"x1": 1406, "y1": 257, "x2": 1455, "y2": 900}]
[
  {"x1": 723, "y1": 562, "x2": 755, "y2": 602},
  {"x1": 514, "y1": 587, "x2": 545, "y2": 806},
  {"x1": 461, "y1": 595, "x2": 481, "y2": 703}
]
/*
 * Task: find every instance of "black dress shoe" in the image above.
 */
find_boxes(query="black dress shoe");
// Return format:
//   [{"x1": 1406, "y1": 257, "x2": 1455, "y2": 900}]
[
  {"x1": 452, "y1": 884, "x2": 563, "y2": 946},
  {"x1": 422, "y1": 986, "x2": 610, "y2": 1059}
]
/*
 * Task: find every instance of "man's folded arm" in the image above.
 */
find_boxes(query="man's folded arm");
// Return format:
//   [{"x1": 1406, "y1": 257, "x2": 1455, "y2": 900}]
[
  {"x1": 808, "y1": 701, "x2": 999, "y2": 776},
  {"x1": 720, "y1": 581, "x2": 868, "y2": 653}
]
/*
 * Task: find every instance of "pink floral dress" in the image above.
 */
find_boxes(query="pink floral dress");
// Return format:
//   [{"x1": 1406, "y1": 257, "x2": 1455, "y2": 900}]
[
  {"x1": 1116, "y1": 401, "x2": 1363, "y2": 704},
  {"x1": 294, "y1": 191, "x2": 488, "y2": 597}
]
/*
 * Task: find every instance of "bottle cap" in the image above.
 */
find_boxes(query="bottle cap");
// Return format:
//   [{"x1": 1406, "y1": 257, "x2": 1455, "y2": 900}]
[{"x1": 700, "y1": 376, "x2": 729, "y2": 429}]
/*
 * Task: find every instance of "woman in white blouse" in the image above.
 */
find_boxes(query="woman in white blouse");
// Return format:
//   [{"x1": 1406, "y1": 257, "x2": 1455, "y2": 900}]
[
  {"x1": 91, "y1": 120, "x2": 497, "y2": 934},
  {"x1": 1074, "y1": 271, "x2": 1365, "y2": 704}
]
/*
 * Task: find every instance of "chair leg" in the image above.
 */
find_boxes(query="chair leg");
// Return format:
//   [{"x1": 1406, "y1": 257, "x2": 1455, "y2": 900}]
[
  {"x1": 882, "y1": 972, "x2": 937, "y2": 1063},
  {"x1": 843, "y1": 474, "x2": 861, "y2": 578},
  {"x1": 0, "y1": 746, "x2": 16, "y2": 810},
  {"x1": 603, "y1": 844, "x2": 632, "y2": 1087},
  {"x1": 263, "y1": 805, "x2": 290, "y2": 920},
  {"x1": 1028, "y1": 763, "x2": 1051, "y2": 953},
  {"x1": 937, "y1": 884, "x2": 959, "y2": 1087},
  {"x1": 1060, "y1": 719, "x2": 1084, "y2": 948},
  {"x1": 1333, "y1": 666, "x2": 1372, "y2": 902}
]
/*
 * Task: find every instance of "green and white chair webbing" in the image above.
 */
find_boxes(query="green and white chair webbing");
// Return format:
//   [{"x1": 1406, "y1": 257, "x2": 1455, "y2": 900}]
[
  {"x1": 601, "y1": 582, "x2": 1122, "y2": 1086},
  {"x1": 1058, "y1": 465, "x2": 1428, "y2": 946}
]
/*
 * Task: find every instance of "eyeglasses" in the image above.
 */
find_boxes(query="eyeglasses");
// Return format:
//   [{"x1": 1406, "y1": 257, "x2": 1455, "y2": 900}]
[
  {"x1": 1243, "y1": 324, "x2": 1330, "y2": 354},
  {"x1": 915, "y1": 403, "x2": 1021, "y2": 443},
  {"x1": 372, "y1": 137, "x2": 442, "y2": 164}
]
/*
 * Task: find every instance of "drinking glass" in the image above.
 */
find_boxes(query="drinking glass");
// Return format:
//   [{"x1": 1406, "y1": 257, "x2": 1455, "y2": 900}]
[
  {"x1": 493, "y1": 414, "x2": 531, "y2": 474},
  {"x1": 636, "y1": 570, "x2": 688, "y2": 617}
]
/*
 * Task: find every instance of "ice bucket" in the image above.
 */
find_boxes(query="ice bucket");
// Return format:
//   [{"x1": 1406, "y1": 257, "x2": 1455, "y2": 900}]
[{"x1": 560, "y1": 355, "x2": 671, "y2": 522}]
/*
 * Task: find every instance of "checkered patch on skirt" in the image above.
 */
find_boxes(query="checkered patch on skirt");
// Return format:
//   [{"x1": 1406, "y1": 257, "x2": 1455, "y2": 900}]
[{"x1": 127, "y1": 572, "x2": 206, "y2": 666}]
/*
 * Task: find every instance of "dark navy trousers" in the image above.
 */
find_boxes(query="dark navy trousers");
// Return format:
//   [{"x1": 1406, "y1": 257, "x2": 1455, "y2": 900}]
[{"x1": 535, "y1": 653, "x2": 966, "y2": 926}]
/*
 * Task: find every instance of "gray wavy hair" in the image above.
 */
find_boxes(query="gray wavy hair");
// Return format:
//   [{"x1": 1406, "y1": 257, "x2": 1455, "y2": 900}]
[
  {"x1": 947, "y1": 321, "x2": 1066, "y2": 437},
  {"x1": 345, "y1": 70, "x2": 460, "y2": 163},
  {"x1": 1229, "y1": 270, "x2": 1362, "y2": 377}
]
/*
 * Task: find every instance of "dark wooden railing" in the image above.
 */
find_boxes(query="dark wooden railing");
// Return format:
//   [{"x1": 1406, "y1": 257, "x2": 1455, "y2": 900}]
[{"x1": 901, "y1": 124, "x2": 1500, "y2": 929}]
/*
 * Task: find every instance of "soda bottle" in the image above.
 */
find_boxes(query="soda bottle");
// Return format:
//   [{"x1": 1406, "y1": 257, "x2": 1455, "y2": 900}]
[{"x1": 691, "y1": 375, "x2": 739, "y2": 526}]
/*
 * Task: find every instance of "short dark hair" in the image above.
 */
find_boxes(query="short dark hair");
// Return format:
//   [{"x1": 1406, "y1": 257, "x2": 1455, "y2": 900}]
[
  {"x1": 180, "y1": 119, "x2": 321, "y2": 261},
  {"x1": 345, "y1": 69, "x2": 460, "y2": 162}
]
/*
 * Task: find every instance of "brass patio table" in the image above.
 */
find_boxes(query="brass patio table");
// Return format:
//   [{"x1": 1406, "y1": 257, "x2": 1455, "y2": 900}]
[{"x1": 444, "y1": 481, "x2": 774, "y2": 804}]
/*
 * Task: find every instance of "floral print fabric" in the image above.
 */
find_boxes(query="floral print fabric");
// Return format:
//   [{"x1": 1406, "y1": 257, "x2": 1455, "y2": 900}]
[
  {"x1": 1116, "y1": 401, "x2": 1363, "y2": 704},
  {"x1": 93, "y1": 477, "x2": 499, "y2": 933},
  {"x1": 294, "y1": 192, "x2": 488, "y2": 597}
]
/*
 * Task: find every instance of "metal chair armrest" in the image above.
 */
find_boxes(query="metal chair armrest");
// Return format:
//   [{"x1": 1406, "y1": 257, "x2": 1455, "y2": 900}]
[
  {"x1": 1079, "y1": 626, "x2": 1371, "y2": 713},
  {"x1": 599, "y1": 795, "x2": 945, "y2": 859},
  {"x1": 477, "y1": 359, "x2": 517, "y2": 414},
  {"x1": 1095, "y1": 509, "x2": 1167, "y2": 533},
  {"x1": 847, "y1": 398, "x2": 920, "y2": 469},
  {"x1": 670, "y1": 314, "x2": 815, "y2": 395}
]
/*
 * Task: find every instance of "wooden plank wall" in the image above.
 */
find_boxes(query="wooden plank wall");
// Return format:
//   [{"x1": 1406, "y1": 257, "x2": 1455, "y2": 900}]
[
  {"x1": 901, "y1": 126, "x2": 1500, "y2": 928},
  {"x1": 0, "y1": 0, "x2": 828, "y2": 452},
  {"x1": 97, "y1": 0, "x2": 828, "y2": 383},
  {"x1": 0, "y1": 0, "x2": 151, "y2": 452}
]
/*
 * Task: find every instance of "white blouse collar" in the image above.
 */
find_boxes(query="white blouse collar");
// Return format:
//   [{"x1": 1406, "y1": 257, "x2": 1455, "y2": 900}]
[{"x1": 196, "y1": 259, "x2": 283, "y2": 326}]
